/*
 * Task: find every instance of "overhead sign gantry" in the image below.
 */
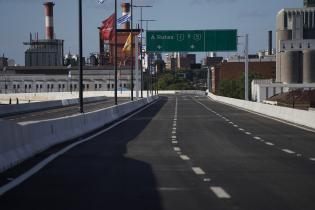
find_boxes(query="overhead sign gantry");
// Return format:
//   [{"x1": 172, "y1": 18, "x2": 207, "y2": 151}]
[{"x1": 146, "y1": 29, "x2": 237, "y2": 52}]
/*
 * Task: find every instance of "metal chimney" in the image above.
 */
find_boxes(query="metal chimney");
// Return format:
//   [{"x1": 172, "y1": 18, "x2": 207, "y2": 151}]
[
  {"x1": 121, "y1": 3, "x2": 130, "y2": 29},
  {"x1": 44, "y1": 2, "x2": 55, "y2": 40},
  {"x1": 268, "y1": 31, "x2": 272, "y2": 55}
]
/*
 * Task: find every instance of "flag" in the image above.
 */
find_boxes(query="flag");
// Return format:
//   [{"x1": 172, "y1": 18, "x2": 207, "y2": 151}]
[
  {"x1": 100, "y1": 13, "x2": 115, "y2": 40},
  {"x1": 122, "y1": 33, "x2": 132, "y2": 53},
  {"x1": 97, "y1": 0, "x2": 105, "y2": 4},
  {"x1": 117, "y1": 14, "x2": 131, "y2": 25}
]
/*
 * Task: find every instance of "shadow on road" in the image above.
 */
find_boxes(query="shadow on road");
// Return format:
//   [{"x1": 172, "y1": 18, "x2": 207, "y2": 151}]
[{"x1": 0, "y1": 97, "x2": 168, "y2": 210}]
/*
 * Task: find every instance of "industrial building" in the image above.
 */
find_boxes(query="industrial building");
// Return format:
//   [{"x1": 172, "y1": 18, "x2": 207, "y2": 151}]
[
  {"x1": 0, "y1": 66, "x2": 133, "y2": 94},
  {"x1": 165, "y1": 52, "x2": 196, "y2": 70},
  {"x1": 24, "y1": 2, "x2": 64, "y2": 67},
  {"x1": 276, "y1": 0, "x2": 315, "y2": 83}
]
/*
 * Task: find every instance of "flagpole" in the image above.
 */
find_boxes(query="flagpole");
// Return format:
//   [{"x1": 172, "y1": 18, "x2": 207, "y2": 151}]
[
  {"x1": 78, "y1": 0, "x2": 84, "y2": 113},
  {"x1": 114, "y1": 0, "x2": 118, "y2": 105},
  {"x1": 130, "y1": 0, "x2": 134, "y2": 101}
]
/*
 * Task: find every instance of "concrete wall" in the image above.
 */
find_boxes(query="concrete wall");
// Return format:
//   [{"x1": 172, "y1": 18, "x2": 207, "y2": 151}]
[
  {"x1": 0, "y1": 96, "x2": 158, "y2": 173},
  {"x1": 0, "y1": 96, "x2": 107, "y2": 117},
  {"x1": 208, "y1": 92, "x2": 315, "y2": 130}
]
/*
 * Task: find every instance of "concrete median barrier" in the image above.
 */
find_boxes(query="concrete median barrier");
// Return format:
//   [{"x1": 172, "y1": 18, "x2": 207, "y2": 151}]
[
  {"x1": 208, "y1": 92, "x2": 315, "y2": 130},
  {"x1": 0, "y1": 96, "x2": 158, "y2": 173},
  {"x1": 0, "y1": 96, "x2": 107, "y2": 117}
]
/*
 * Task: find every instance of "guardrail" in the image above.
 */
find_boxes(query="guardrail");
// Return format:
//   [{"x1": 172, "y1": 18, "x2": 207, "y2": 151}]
[
  {"x1": 0, "y1": 96, "x2": 158, "y2": 173},
  {"x1": 208, "y1": 92, "x2": 315, "y2": 130}
]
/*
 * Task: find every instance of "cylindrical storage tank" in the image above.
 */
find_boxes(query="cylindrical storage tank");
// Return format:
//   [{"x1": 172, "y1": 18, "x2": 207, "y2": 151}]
[
  {"x1": 44, "y1": 2, "x2": 55, "y2": 40},
  {"x1": 303, "y1": 50, "x2": 315, "y2": 83},
  {"x1": 121, "y1": 3, "x2": 130, "y2": 29},
  {"x1": 281, "y1": 51, "x2": 303, "y2": 83},
  {"x1": 276, "y1": 30, "x2": 292, "y2": 82}
]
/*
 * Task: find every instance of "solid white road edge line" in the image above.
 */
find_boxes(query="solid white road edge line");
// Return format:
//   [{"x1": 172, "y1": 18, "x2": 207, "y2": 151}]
[
  {"x1": 0, "y1": 98, "x2": 160, "y2": 197},
  {"x1": 282, "y1": 149, "x2": 295, "y2": 154}
]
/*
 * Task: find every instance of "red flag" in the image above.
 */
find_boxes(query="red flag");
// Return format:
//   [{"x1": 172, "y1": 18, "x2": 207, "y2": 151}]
[{"x1": 101, "y1": 13, "x2": 115, "y2": 40}]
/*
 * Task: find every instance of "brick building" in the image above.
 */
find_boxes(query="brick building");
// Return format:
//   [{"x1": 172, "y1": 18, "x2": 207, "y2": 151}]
[{"x1": 211, "y1": 61, "x2": 276, "y2": 93}]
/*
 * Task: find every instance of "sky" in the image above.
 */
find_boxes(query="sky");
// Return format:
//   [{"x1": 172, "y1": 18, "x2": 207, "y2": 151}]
[{"x1": 0, "y1": 0, "x2": 302, "y2": 65}]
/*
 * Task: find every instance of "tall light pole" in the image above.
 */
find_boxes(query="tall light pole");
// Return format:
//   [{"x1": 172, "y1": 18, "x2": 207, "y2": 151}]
[
  {"x1": 133, "y1": 5, "x2": 152, "y2": 98},
  {"x1": 114, "y1": 0, "x2": 118, "y2": 105},
  {"x1": 130, "y1": 0, "x2": 134, "y2": 101},
  {"x1": 141, "y1": 19, "x2": 156, "y2": 96},
  {"x1": 78, "y1": 0, "x2": 83, "y2": 113},
  {"x1": 245, "y1": 34, "x2": 249, "y2": 101}
]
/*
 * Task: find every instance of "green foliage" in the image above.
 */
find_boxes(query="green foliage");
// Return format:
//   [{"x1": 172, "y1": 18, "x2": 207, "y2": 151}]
[
  {"x1": 157, "y1": 71, "x2": 196, "y2": 90},
  {"x1": 218, "y1": 71, "x2": 265, "y2": 99}
]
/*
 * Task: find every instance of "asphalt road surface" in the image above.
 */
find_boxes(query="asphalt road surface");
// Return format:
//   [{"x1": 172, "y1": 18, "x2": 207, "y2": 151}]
[
  {"x1": 1, "y1": 97, "x2": 129, "y2": 122},
  {"x1": 1, "y1": 94, "x2": 315, "y2": 210}
]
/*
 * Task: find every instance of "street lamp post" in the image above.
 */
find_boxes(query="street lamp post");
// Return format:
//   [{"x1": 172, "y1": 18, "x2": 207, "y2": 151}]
[
  {"x1": 78, "y1": 0, "x2": 83, "y2": 113},
  {"x1": 133, "y1": 5, "x2": 152, "y2": 98},
  {"x1": 114, "y1": 0, "x2": 118, "y2": 105},
  {"x1": 141, "y1": 19, "x2": 156, "y2": 96}
]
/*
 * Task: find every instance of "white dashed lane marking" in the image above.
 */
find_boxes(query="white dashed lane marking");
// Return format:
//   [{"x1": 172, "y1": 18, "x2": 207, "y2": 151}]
[
  {"x1": 180, "y1": 155, "x2": 190, "y2": 160},
  {"x1": 310, "y1": 158, "x2": 315, "y2": 161},
  {"x1": 172, "y1": 141, "x2": 178, "y2": 144},
  {"x1": 245, "y1": 132, "x2": 251, "y2": 135},
  {"x1": 192, "y1": 167, "x2": 206, "y2": 175},
  {"x1": 282, "y1": 149, "x2": 295, "y2": 154},
  {"x1": 174, "y1": 147, "x2": 181, "y2": 152},
  {"x1": 265, "y1": 142, "x2": 275, "y2": 146},
  {"x1": 210, "y1": 187, "x2": 231, "y2": 199},
  {"x1": 254, "y1": 136, "x2": 261, "y2": 140}
]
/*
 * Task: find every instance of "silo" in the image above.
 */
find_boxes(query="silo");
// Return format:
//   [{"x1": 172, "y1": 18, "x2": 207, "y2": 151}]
[
  {"x1": 281, "y1": 51, "x2": 303, "y2": 83},
  {"x1": 303, "y1": 50, "x2": 315, "y2": 83}
]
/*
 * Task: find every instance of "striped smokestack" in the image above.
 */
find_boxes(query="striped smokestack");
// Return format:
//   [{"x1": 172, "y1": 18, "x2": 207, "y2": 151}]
[
  {"x1": 44, "y1": 2, "x2": 55, "y2": 40},
  {"x1": 121, "y1": 2, "x2": 130, "y2": 29}
]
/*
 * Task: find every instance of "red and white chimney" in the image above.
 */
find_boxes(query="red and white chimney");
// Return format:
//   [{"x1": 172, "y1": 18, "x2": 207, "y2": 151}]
[{"x1": 44, "y1": 2, "x2": 55, "y2": 40}]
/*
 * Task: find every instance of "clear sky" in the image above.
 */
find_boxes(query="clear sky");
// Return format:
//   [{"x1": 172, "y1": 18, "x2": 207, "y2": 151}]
[{"x1": 0, "y1": 0, "x2": 302, "y2": 65}]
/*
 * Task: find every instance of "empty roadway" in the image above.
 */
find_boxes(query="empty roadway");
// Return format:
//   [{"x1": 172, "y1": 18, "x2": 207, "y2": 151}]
[{"x1": 1, "y1": 93, "x2": 315, "y2": 210}]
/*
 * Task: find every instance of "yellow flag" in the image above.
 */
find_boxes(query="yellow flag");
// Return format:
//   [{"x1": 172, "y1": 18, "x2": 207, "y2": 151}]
[{"x1": 122, "y1": 33, "x2": 132, "y2": 52}]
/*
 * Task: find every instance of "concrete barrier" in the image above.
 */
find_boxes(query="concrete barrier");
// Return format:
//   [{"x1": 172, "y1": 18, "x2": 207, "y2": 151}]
[
  {"x1": 0, "y1": 96, "x2": 107, "y2": 117},
  {"x1": 208, "y1": 92, "x2": 315, "y2": 130},
  {"x1": 0, "y1": 96, "x2": 158, "y2": 173}
]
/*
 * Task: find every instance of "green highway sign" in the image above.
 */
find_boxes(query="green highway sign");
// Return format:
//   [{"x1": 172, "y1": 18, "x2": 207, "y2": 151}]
[{"x1": 146, "y1": 30, "x2": 237, "y2": 52}]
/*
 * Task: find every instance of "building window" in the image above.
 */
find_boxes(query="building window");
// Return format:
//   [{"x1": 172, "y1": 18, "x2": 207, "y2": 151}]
[
  {"x1": 95, "y1": 84, "x2": 98, "y2": 89},
  {"x1": 112, "y1": 84, "x2": 114, "y2": 88},
  {"x1": 87, "y1": 84, "x2": 89, "y2": 89},
  {"x1": 5, "y1": 85, "x2": 7, "y2": 89},
  {"x1": 25, "y1": 84, "x2": 27, "y2": 89},
  {"x1": 99, "y1": 84, "x2": 102, "y2": 89},
  {"x1": 58, "y1": 84, "x2": 61, "y2": 89},
  {"x1": 13, "y1": 85, "x2": 16, "y2": 89},
  {"x1": 74, "y1": 84, "x2": 77, "y2": 89},
  {"x1": 29, "y1": 84, "x2": 31, "y2": 89},
  {"x1": 40, "y1": 84, "x2": 42, "y2": 89},
  {"x1": 51, "y1": 84, "x2": 54, "y2": 89},
  {"x1": 47, "y1": 84, "x2": 50, "y2": 89},
  {"x1": 36, "y1": 84, "x2": 39, "y2": 89},
  {"x1": 17, "y1": 84, "x2": 20, "y2": 89},
  {"x1": 123, "y1": 84, "x2": 126, "y2": 88},
  {"x1": 107, "y1": 84, "x2": 110, "y2": 89},
  {"x1": 62, "y1": 84, "x2": 65, "y2": 89}
]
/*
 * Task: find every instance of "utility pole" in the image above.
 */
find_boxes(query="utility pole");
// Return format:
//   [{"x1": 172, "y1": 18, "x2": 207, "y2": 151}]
[{"x1": 78, "y1": 0, "x2": 83, "y2": 113}]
